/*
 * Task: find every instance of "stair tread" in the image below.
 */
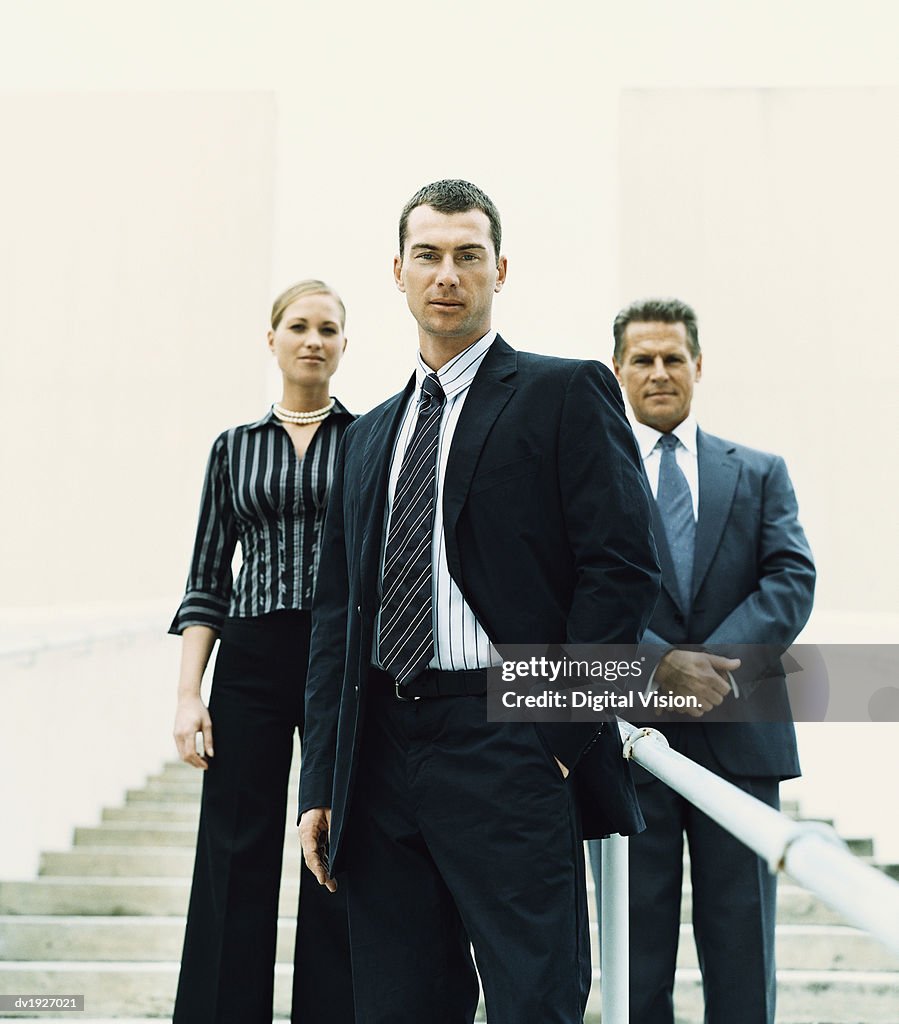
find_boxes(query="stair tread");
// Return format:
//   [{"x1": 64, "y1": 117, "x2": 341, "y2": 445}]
[
  {"x1": 0, "y1": 915, "x2": 886, "y2": 934},
  {"x1": 5, "y1": 766, "x2": 898, "y2": 1023},
  {"x1": 4, "y1": 961, "x2": 897, "y2": 981}
]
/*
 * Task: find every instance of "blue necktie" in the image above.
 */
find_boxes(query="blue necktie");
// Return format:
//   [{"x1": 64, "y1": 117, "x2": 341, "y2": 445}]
[
  {"x1": 378, "y1": 373, "x2": 446, "y2": 687},
  {"x1": 656, "y1": 433, "x2": 695, "y2": 610}
]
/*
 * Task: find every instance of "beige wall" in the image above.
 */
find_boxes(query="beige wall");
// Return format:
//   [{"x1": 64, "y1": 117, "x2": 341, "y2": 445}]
[
  {"x1": 618, "y1": 88, "x2": 899, "y2": 625},
  {"x1": 1, "y1": 93, "x2": 276, "y2": 608},
  {"x1": 0, "y1": 92, "x2": 277, "y2": 876},
  {"x1": 617, "y1": 88, "x2": 899, "y2": 858}
]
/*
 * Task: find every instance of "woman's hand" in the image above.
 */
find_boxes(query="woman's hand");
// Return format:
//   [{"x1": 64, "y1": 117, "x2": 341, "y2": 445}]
[
  {"x1": 173, "y1": 625, "x2": 218, "y2": 768},
  {"x1": 174, "y1": 695, "x2": 214, "y2": 769}
]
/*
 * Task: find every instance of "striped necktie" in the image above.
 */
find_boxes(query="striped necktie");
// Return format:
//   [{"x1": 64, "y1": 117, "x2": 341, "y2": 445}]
[
  {"x1": 378, "y1": 373, "x2": 446, "y2": 687},
  {"x1": 656, "y1": 433, "x2": 696, "y2": 610}
]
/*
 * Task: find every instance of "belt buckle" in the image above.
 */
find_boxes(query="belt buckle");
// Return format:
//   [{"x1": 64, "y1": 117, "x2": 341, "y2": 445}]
[{"x1": 395, "y1": 681, "x2": 421, "y2": 702}]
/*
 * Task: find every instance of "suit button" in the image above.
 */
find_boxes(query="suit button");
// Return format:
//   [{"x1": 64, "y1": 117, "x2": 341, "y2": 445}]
[{"x1": 356, "y1": 605, "x2": 361, "y2": 614}]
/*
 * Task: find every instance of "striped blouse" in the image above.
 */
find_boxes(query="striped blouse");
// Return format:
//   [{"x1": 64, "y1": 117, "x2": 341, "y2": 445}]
[{"x1": 169, "y1": 401, "x2": 354, "y2": 634}]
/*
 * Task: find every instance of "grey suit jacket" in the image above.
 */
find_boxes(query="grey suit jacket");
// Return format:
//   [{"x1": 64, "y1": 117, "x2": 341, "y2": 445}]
[{"x1": 638, "y1": 429, "x2": 815, "y2": 780}]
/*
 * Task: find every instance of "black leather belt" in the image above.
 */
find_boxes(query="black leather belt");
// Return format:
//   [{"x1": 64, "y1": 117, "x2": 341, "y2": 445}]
[{"x1": 370, "y1": 666, "x2": 489, "y2": 700}]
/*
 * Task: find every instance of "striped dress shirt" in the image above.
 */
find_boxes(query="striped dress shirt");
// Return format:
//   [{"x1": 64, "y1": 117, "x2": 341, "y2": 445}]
[
  {"x1": 374, "y1": 332, "x2": 502, "y2": 672},
  {"x1": 170, "y1": 401, "x2": 353, "y2": 634}
]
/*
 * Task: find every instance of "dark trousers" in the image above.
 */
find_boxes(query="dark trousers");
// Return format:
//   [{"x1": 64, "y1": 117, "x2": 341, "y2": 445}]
[
  {"x1": 587, "y1": 726, "x2": 778, "y2": 1024},
  {"x1": 173, "y1": 612, "x2": 354, "y2": 1024},
  {"x1": 342, "y1": 669, "x2": 590, "y2": 1024}
]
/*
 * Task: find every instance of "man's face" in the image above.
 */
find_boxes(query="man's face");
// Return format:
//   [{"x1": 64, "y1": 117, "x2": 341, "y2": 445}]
[
  {"x1": 394, "y1": 205, "x2": 506, "y2": 354},
  {"x1": 613, "y1": 320, "x2": 702, "y2": 432}
]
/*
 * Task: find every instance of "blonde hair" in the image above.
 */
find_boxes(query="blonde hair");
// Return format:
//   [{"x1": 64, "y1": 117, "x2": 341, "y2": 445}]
[{"x1": 270, "y1": 279, "x2": 347, "y2": 330}]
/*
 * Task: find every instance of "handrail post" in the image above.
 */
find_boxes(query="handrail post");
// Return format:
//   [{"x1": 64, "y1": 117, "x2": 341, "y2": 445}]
[{"x1": 600, "y1": 833, "x2": 629, "y2": 1023}]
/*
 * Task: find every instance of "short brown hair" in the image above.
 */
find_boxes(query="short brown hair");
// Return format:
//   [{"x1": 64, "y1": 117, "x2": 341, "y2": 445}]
[
  {"x1": 398, "y1": 179, "x2": 502, "y2": 262},
  {"x1": 613, "y1": 297, "x2": 699, "y2": 361}
]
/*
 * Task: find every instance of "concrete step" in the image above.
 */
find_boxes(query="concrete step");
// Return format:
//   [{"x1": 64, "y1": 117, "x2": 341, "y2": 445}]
[
  {"x1": 7, "y1": 766, "x2": 895, "y2": 1022},
  {"x1": 607, "y1": 967, "x2": 899, "y2": 1024},
  {"x1": 0, "y1": 962, "x2": 183, "y2": 1018},
  {"x1": 0, "y1": 916, "x2": 292, "y2": 964},
  {"x1": 52, "y1": 835, "x2": 897, "y2": 893},
  {"x1": 845, "y1": 836, "x2": 876, "y2": 857},
  {"x1": 0, "y1": 877, "x2": 852, "y2": 926},
  {"x1": 119, "y1": 794, "x2": 202, "y2": 811},
  {"x1": 54, "y1": 834, "x2": 897, "y2": 888},
  {"x1": 72, "y1": 825, "x2": 198, "y2": 847},
  {"x1": 1, "y1": 961, "x2": 896, "y2": 1022},
  {"x1": 0, "y1": 917, "x2": 189, "y2": 962},
  {"x1": 41, "y1": 844, "x2": 301, "y2": 877},
  {"x1": 134, "y1": 775, "x2": 201, "y2": 788},
  {"x1": 100, "y1": 804, "x2": 200, "y2": 824},
  {"x1": 706, "y1": 925, "x2": 899, "y2": 972},
  {"x1": 72, "y1": 823, "x2": 299, "y2": 848},
  {"x1": 40, "y1": 850, "x2": 198, "y2": 879},
  {"x1": 4, "y1": 915, "x2": 897, "y2": 973},
  {"x1": 869, "y1": 860, "x2": 899, "y2": 882},
  {"x1": 153, "y1": 760, "x2": 299, "y2": 780},
  {"x1": 0, "y1": 879, "x2": 299, "y2": 917},
  {"x1": 589, "y1": 922, "x2": 899, "y2": 973},
  {"x1": 125, "y1": 785, "x2": 200, "y2": 804},
  {"x1": 146, "y1": 771, "x2": 203, "y2": 786},
  {"x1": 793, "y1": 815, "x2": 835, "y2": 828}
]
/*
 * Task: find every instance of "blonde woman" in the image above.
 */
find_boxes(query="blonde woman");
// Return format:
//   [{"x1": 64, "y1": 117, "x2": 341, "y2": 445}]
[{"x1": 170, "y1": 280, "x2": 354, "y2": 1023}]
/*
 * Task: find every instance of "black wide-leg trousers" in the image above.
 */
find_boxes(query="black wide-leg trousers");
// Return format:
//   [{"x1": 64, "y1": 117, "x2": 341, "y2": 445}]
[
  {"x1": 342, "y1": 668, "x2": 590, "y2": 1024},
  {"x1": 172, "y1": 611, "x2": 354, "y2": 1024}
]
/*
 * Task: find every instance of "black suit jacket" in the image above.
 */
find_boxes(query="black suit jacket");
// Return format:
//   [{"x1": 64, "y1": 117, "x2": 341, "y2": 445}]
[
  {"x1": 639, "y1": 429, "x2": 815, "y2": 779},
  {"x1": 299, "y1": 336, "x2": 661, "y2": 868}
]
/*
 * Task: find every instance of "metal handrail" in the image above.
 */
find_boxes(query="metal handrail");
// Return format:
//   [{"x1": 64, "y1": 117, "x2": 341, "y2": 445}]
[{"x1": 599, "y1": 719, "x2": 899, "y2": 1024}]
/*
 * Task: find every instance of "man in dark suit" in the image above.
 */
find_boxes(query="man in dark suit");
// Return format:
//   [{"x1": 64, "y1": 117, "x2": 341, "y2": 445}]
[
  {"x1": 589, "y1": 297, "x2": 816, "y2": 1024},
  {"x1": 297, "y1": 180, "x2": 660, "y2": 1024}
]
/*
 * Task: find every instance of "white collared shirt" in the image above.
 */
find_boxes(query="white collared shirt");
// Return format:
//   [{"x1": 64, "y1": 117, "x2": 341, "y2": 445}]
[
  {"x1": 630, "y1": 414, "x2": 699, "y2": 520},
  {"x1": 374, "y1": 330, "x2": 501, "y2": 672}
]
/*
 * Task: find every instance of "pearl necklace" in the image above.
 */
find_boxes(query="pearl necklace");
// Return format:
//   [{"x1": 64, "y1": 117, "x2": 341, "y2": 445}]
[{"x1": 272, "y1": 398, "x2": 336, "y2": 425}]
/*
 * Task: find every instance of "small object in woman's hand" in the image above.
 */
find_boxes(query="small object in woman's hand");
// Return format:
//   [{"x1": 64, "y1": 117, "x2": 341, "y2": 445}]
[{"x1": 317, "y1": 831, "x2": 331, "y2": 877}]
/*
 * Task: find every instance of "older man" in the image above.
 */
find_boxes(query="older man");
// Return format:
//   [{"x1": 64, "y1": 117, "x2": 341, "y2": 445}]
[{"x1": 590, "y1": 297, "x2": 815, "y2": 1024}]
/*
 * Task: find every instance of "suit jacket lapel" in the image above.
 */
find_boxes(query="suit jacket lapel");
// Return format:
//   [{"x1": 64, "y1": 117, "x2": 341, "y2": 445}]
[
  {"x1": 442, "y1": 336, "x2": 518, "y2": 585},
  {"x1": 692, "y1": 430, "x2": 740, "y2": 601},
  {"x1": 359, "y1": 377, "x2": 415, "y2": 603}
]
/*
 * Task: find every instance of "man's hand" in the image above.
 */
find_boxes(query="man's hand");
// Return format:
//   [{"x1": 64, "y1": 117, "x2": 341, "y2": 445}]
[
  {"x1": 654, "y1": 650, "x2": 741, "y2": 718},
  {"x1": 173, "y1": 696, "x2": 214, "y2": 769},
  {"x1": 299, "y1": 807, "x2": 337, "y2": 892}
]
